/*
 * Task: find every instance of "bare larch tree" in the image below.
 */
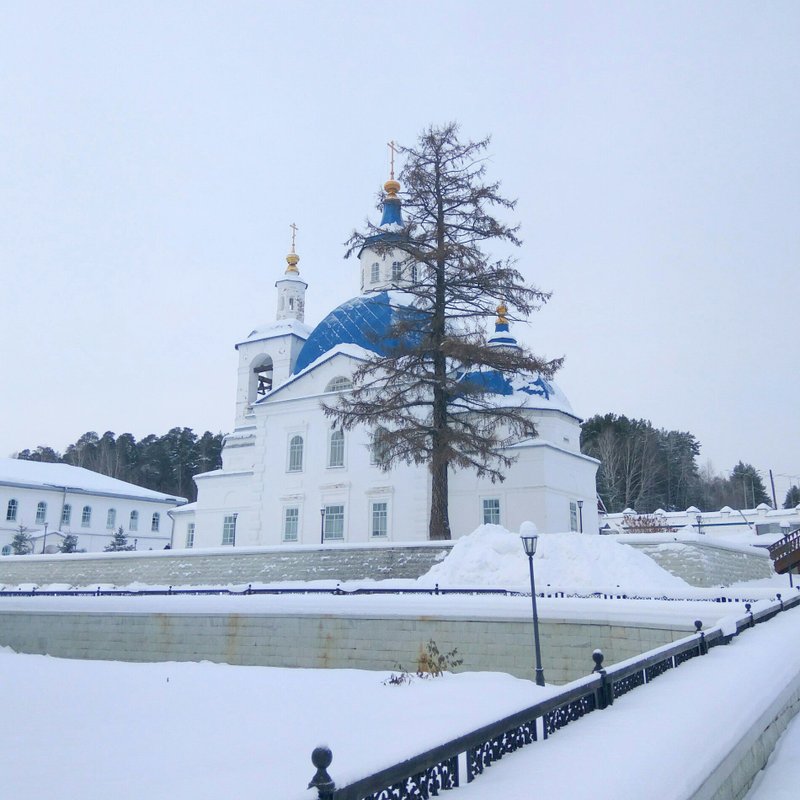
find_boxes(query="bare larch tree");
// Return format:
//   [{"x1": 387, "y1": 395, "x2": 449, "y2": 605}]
[{"x1": 325, "y1": 123, "x2": 561, "y2": 540}]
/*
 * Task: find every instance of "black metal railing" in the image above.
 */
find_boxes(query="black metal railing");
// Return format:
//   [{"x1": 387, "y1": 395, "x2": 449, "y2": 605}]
[
  {"x1": 0, "y1": 582, "x2": 784, "y2": 605},
  {"x1": 307, "y1": 590, "x2": 800, "y2": 800}
]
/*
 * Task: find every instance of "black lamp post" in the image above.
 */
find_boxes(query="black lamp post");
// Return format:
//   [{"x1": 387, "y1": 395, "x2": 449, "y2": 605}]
[
  {"x1": 520, "y1": 532, "x2": 545, "y2": 687},
  {"x1": 577, "y1": 500, "x2": 584, "y2": 533},
  {"x1": 42, "y1": 522, "x2": 48, "y2": 554},
  {"x1": 320, "y1": 508, "x2": 325, "y2": 545},
  {"x1": 695, "y1": 514, "x2": 703, "y2": 535},
  {"x1": 232, "y1": 512, "x2": 238, "y2": 547}
]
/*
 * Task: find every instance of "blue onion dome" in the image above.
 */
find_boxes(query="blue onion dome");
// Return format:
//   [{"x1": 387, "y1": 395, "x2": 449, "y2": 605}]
[{"x1": 292, "y1": 291, "x2": 423, "y2": 374}]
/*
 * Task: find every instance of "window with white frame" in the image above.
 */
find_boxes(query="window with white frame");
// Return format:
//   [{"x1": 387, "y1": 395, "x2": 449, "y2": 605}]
[
  {"x1": 288, "y1": 435, "x2": 304, "y2": 472},
  {"x1": 185, "y1": 523, "x2": 195, "y2": 548},
  {"x1": 6, "y1": 499, "x2": 18, "y2": 522},
  {"x1": 151, "y1": 512, "x2": 160, "y2": 532},
  {"x1": 283, "y1": 507, "x2": 299, "y2": 542},
  {"x1": 328, "y1": 429, "x2": 345, "y2": 468},
  {"x1": 129, "y1": 510, "x2": 139, "y2": 531},
  {"x1": 81, "y1": 505, "x2": 92, "y2": 527},
  {"x1": 36, "y1": 501, "x2": 47, "y2": 524},
  {"x1": 222, "y1": 515, "x2": 237, "y2": 545},
  {"x1": 61, "y1": 504, "x2": 71, "y2": 526},
  {"x1": 106, "y1": 508, "x2": 116, "y2": 529},
  {"x1": 370, "y1": 427, "x2": 389, "y2": 467},
  {"x1": 391, "y1": 261, "x2": 402, "y2": 281},
  {"x1": 323, "y1": 504, "x2": 344, "y2": 540},
  {"x1": 371, "y1": 501, "x2": 388, "y2": 538},
  {"x1": 325, "y1": 376, "x2": 353, "y2": 392},
  {"x1": 482, "y1": 498, "x2": 500, "y2": 525},
  {"x1": 370, "y1": 262, "x2": 380, "y2": 283},
  {"x1": 569, "y1": 501, "x2": 578, "y2": 532}
]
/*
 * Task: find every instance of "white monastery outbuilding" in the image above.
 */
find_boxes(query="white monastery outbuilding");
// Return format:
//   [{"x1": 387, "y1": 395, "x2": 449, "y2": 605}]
[
  {"x1": 0, "y1": 458, "x2": 185, "y2": 554},
  {"x1": 175, "y1": 176, "x2": 599, "y2": 549}
]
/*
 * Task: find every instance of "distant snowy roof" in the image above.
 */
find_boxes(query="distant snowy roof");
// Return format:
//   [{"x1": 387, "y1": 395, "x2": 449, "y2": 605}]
[
  {"x1": 0, "y1": 459, "x2": 186, "y2": 504},
  {"x1": 236, "y1": 318, "x2": 311, "y2": 349}
]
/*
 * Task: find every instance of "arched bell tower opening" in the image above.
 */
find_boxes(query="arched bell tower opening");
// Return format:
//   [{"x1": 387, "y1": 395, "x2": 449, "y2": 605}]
[{"x1": 250, "y1": 355, "x2": 274, "y2": 404}]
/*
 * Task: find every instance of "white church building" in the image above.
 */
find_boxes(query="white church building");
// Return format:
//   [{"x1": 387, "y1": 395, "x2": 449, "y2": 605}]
[{"x1": 173, "y1": 177, "x2": 599, "y2": 549}]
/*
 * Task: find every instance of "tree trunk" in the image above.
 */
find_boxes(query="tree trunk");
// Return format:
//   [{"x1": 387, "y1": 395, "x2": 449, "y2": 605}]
[{"x1": 429, "y1": 452, "x2": 451, "y2": 540}]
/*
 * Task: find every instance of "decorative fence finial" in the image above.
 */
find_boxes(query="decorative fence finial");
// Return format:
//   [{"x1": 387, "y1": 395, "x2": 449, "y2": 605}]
[{"x1": 308, "y1": 746, "x2": 335, "y2": 799}]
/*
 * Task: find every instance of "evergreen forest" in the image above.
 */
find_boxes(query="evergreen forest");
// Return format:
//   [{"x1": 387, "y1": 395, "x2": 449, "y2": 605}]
[{"x1": 15, "y1": 428, "x2": 224, "y2": 502}]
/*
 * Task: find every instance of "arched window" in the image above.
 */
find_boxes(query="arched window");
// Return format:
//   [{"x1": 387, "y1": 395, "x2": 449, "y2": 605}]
[
  {"x1": 410, "y1": 264, "x2": 418, "y2": 283},
  {"x1": 370, "y1": 427, "x2": 389, "y2": 467},
  {"x1": 328, "y1": 429, "x2": 345, "y2": 468},
  {"x1": 106, "y1": 508, "x2": 116, "y2": 529},
  {"x1": 129, "y1": 510, "x2": 139, "y2": 531},
  {"x1": 6, "y1": 499, "x2": 18, "y2": 522},
  {"x1": 151, "y1": 512, "x2": 160, "y2": 532},
  {"x1": 36, "y1": 502, "x2": 47, "y2": 524},
  {"x1": 370, "y1": 262, "x2": 380, "y2": 283},
  {"x1": 391, "y1": 261, "x2": 402, "y2": 281},
  {"x1": 61, "y1": 504, "x2": 72, "y2": 526},
  {"x1": 81, "y1": 506, "x2": 92, "y2": 527},
  {"x1": 325, "y1": 376, "x2": 353, "y2": 393},
  {"x1": 288, "y1": 435, "x2": 304, "y2": 472}
]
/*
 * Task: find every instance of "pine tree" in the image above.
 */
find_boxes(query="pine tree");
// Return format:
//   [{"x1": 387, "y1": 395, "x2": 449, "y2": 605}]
[
  {"x1": 60, "y1": 534, "x2": 79, "y2": 553},
  {"x1": 11, "y1": 529, "x2": 33, "y2": 555},
  {"x1": 730, "y1": 462, "x2": 771, "y2": 508},
  {"x1": 325, "y1": 123, "x2": 560, "y2": 539},
  {"x1": 784, "y1": 485, "x2": 800, "y2": 509},
  {"x1": 104, "y1": 526, "x2": 135, "y2": 552}
]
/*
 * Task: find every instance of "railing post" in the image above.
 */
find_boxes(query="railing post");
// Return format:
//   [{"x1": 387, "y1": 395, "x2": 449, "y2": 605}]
[
  {"x1": 308, "y1": 746, "x2": 335, "y2": 800},
  {"x1": 592, "y1": 649, "x2": 613, "y2": 709},
  {"x1": 694, "y1": 620, "x2": 707, "y2": 655},
  {"x1": 745, "y1": 602, "x2": 754, "y2": 628},
  {"x1": 777, "y1": 593, "x2": 784, "y2": 611}
]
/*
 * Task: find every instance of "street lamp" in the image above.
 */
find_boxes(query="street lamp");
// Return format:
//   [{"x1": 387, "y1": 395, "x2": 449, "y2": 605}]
[
  {"x1": 696, "y1": 514, "x2": 703, "y2": 535},
  {"x1": 520, "y1": 527, "x2": 545, "y2": 687},
  {"x1": 320, "y1": 508, "x2": 325, "y2": 545},
  {"x1": 42, "y1": 522, "x2": 48, "y2": 554},
  {"x1": 232, "y1": 512, "x2": 238, "y2": 547},
  {"x1": 577, "y1": 500, "x2": 584, "y2": 533}
]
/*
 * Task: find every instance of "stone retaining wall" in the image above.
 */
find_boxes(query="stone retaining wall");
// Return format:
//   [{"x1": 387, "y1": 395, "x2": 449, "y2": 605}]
[
  {"x1": 0, "y1": 543, "x2": 453, "y2": 587},
  {"x1": 0, "y1": 607, "x2": 692, "y2": 684}
]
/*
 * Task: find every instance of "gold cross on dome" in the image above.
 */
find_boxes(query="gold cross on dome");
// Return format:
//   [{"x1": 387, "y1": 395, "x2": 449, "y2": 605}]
[
  {"x1": 289, "y1": 222, "x2": 299, "y2": 253},
  {"x1": 387, "y1": 140, "x2": 398, "y2": 179}
]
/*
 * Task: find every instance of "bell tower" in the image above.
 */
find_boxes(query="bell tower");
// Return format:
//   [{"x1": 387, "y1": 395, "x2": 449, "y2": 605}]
[{"x1": 276, "y1": 222, "x2": 307, "y2": 321}]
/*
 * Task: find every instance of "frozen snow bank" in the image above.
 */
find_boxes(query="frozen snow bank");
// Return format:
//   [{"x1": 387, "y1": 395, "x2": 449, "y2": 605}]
[{"x1": 418, "y1": 525, "x2": 688, "y2": 592}]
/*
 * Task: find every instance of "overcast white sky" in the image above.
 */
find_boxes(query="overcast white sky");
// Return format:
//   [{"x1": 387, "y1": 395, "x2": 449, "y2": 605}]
[{"x1": 1, "y1": 2, "x2": 798, "y2": 499}]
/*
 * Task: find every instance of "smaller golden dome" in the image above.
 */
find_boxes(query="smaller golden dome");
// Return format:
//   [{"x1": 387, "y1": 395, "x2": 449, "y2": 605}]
[
  {"x1": 384, "y1": 178, "x2": 400, "y2": 199},
  {"x1": 496, "y1": 302, "x2": 508, "y2": 325},
  {"x1": 285, "y1": 252, "x2": 300, "y2": 274}
]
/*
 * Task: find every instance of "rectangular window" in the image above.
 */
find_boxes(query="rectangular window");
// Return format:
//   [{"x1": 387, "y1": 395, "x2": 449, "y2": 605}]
[
  {"x1": 328, "y1": 430, "x2": 344, "y2": 468},
  {"x1": 323, "y1": 504, "x2": 344, "y2": 540},
  {"x1": 222, "y1": 515, "x2": 236, "y2": 545},
  {"x1": 151, "y1": 512, "x2": 160, "y2": 532},
  {"x1": 36, "y1": 502, "x2": 47, "y2": 524},
  {"x1": 569, "y1": 501, "x2": 578, "y2": 532},
  {"x1": 185, "y1": 523, "x2": 195, "y2": 548},
  {"x1": 391, "y1": 261, "x2": 402, "y2": 281},
  {"x1": 81, "y1": 506, "x2": 92, "y2": 527},
  {"x1": 482, "y1": 498, "x2": 500, "y2": 525},
  {"x1": 283, "y1": 507, "x2": 299, "y2": 542},
  {"x1": 129, "y1": 510, "x2": 139, "y2": 531},
  {"x1": 370, "y1": 262, "x2": 380, "y2": 283},
  {"x1": 6, "y1": 499, "x2": 18, "y2": 521},
  {"x1": 371, "y1": 502, "x2": 388, "y2": 538},
  {"x1": 61, "y1": 504, "x2": 71, "y2": 526},
  {"x1": 106, "y1": 508, "x2": 116, "y2": 529}
]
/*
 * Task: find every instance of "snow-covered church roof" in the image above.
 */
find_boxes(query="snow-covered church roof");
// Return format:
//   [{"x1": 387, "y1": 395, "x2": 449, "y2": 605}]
[{"x1": 0, "y1": 458, "x2": 186, "y2": 503}]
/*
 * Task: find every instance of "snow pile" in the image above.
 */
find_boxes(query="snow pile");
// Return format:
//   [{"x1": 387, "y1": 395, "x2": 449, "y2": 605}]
[{"x1": 419, "y1": 524, "x2": 688, "y2": 591}]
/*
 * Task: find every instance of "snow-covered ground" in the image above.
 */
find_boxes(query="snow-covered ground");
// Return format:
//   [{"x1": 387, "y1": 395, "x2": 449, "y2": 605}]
[
  {"x1": 2, "y1": 599, "x2": 799, "y2": 800},
  {"x1": 1, "y1": 525, "x2": 797, "y2": 798}
]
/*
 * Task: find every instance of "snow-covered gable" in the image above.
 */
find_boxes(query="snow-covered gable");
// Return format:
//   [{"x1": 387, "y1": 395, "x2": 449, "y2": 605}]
[{"x1": 235, "y1": 318, "x2": 311, "y2": 349}]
